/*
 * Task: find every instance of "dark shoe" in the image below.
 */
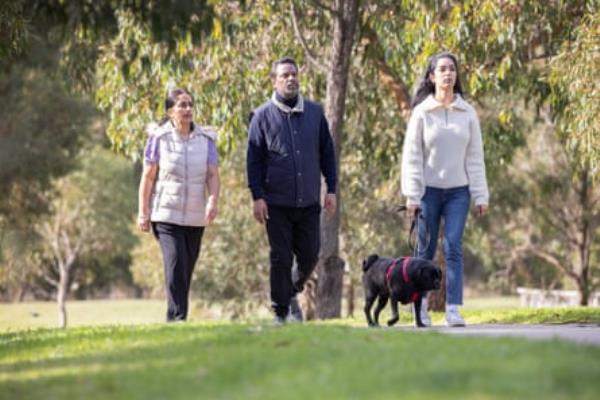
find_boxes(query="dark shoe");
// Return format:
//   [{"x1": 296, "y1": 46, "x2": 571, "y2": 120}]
[
  {"x1": 288, "y1": 296, "x2": 303, "y2": 322},
  {"x1": 272, "y1": 315, "x2": 286, "y2": 326}
]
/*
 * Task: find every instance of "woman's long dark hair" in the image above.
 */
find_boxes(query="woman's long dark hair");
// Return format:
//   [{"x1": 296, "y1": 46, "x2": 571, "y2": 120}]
[
  {"x1": 158, "y1": 87, "x2": 194, "y2": 126},
  {"x1": 411, "y1": 52, "x2": 464, "y2": 109}
]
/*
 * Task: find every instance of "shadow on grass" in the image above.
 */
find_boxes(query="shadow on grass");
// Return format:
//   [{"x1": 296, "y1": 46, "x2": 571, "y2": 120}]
[{"x1": 1, "y1": 323, "x2": 600, "y2": 400}]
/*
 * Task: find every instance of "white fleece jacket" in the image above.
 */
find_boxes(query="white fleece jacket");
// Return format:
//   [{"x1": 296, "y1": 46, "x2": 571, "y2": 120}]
[{"x1": 401, "y1": 94, "x2": 489, "y2": 206}]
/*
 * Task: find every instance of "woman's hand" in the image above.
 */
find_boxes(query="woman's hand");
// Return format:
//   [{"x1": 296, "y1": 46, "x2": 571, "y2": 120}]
[
  {"x1": 475, "y1": 204, "x2": 488, "y2": 217},
  {"x1": 205, "y1": 196, "x2": 218, "y2": 224},
  {"x1": 138, "y1": 163, "x2": 157, "y2": 233},
  {"x1": 138, "y1": 215, "x2": 150, "y2": 232},
  {"x1": 406, "y1": 204, "x2": 421, "y2": 218}
]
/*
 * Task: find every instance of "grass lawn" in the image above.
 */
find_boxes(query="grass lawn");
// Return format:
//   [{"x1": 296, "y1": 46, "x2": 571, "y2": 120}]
[{"x1": 1, "y1": 300, "x2": 600, "y2": 399}]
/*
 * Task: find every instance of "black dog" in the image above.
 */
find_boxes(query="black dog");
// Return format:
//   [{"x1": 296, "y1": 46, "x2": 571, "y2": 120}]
[{"x1": 362, "y1": 254, "x2": 442, "y2": 328}]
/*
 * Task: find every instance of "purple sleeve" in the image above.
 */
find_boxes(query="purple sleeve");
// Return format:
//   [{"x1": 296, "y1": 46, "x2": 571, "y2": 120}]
[
  {"x1": 207, "y1": 139, "x2": 219, "y2": 166},
  {"x1": 144, "y1": 135, "x2": 160, "y2": 164}
]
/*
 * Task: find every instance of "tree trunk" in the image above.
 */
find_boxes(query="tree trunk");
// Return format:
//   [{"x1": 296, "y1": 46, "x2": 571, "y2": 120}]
[
  {"x1": 576, "y1": 236, "x2": 591, "y2": 306},
  {"x1": 57, "y1": 266, "x2": 69, "y2": 329},
  {"x1": 13, "y1": 283, "x2": 28, "y2": 302},
  {"x1": 346, "y1": 277, "x2": 355, "y2": 318},
  {"x1": 576, "y1": 169, "x2": 592, "y2": 306},
  {"x1": 314, "y1": 0, "x2": 359, "y2": 319},
  {"x1": 578, "y1": 278, "x2": 589, "y2": 306}
]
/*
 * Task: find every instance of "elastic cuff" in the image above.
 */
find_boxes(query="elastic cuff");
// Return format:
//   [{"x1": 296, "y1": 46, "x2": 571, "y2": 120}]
[
  {"x1": 406, "y1": 197, "x2": 421, "y2": 206},
  {"x1": 250, "y1": 189, "x2": 264, "y2": 201}
]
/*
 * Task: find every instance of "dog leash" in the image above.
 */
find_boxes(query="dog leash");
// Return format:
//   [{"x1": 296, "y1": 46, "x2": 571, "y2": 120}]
[{"x1": 394, "y1": 205, "x2": 431, "y2": 256}]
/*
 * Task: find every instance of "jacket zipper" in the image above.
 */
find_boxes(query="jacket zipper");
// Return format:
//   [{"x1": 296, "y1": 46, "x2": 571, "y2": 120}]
[{"x1": 287, "y1": 112, "x2": 299, "y2": 203}]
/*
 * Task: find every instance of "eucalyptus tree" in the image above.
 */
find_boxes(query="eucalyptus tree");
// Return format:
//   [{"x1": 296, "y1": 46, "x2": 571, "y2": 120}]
[
  {"x1": 38, "y1": 148, "x2": 136, "y2": 328},
  {"x1": 95, "y1": 0, "x2": 600, "y2": 316},
  {"x1": 1, "y1": 0, "x2": 216, "y2": 314}
]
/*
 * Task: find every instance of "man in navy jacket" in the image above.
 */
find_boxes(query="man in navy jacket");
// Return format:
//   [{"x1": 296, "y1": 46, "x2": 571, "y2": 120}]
[{"x1": 247, "y1": 57, "x2": 337, "y2": 323}]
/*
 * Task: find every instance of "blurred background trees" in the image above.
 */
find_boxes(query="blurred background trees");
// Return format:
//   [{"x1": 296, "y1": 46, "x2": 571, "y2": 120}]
[{"x1": 1, "y1": 0, "x2": 598, "y2": 323}]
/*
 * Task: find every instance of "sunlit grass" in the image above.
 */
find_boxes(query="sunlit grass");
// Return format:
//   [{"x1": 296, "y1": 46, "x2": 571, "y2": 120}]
[
  {"x1": 1, "y1": 320, "x2": 599, "y2": 400},
  {"x1": 2, "y1": 298, "x2": 598, "y2": 332}
]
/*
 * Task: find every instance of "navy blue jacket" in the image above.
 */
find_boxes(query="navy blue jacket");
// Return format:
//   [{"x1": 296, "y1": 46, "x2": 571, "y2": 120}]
[{"x1": 246, "y1": 95, "x2": 337, "y2": 208}]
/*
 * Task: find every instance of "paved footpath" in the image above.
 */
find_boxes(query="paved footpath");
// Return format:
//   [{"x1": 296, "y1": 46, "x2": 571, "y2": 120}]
[{"x1": 429, "y1": 324, "x2": 600, "y2": 346}]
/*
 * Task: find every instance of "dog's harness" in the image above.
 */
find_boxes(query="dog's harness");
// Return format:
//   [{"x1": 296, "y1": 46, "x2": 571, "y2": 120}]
[{"x1": 385, "y1": 257, "x2": 420, "y2": 303}]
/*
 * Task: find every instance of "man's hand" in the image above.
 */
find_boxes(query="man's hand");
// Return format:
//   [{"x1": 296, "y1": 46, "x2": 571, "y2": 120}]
[
  {"x1": 253, "y1": 199, "x2": 269, "y2": 224},
  {"x1": 324, "y1": 193, "x2": 337, "y2": 218}
]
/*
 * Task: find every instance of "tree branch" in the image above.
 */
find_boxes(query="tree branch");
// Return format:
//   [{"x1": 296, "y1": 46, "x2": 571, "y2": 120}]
[
  {"x1": 290, "y1": 0, "x2": 329, "y2": 74},
  {"x1": 308, "y1": 0, "x2": 338, "y2": 14},
  {"x1": 361, "y1": 22, "x2": 412, "y2": 120},
  {"x1": 41, "y1": 272, "x2": 59, "y2": 288},
  {"x1": 529, "y1": 247, "x2": 579, "y2": 282}
]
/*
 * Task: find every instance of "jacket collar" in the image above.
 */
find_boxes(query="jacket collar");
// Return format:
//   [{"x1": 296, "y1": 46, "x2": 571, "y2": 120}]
[
  {"x1": 147, "y1": 120, "x2": 217, "y2": 141},
  {"x1": 421, "y1": 94, "x2": 469, "y2": 112},
  {"x1": 271, "y1": 92, "x2": 304, "y2": 114}
]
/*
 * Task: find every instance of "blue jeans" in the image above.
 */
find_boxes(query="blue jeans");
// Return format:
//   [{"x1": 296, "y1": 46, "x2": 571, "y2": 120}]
[{"x1": 417, "y1": 186, "x2": 470, "y2": 305}]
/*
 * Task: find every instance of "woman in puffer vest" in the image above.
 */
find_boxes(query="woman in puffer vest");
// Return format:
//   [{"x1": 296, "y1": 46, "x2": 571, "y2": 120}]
[{"x1": 137, "y1": 88, "x2": 220, "y2": 322}]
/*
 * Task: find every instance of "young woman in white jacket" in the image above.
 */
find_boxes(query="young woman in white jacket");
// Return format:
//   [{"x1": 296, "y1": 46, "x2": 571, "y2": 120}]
[{"x1": 401, "y1": 52, "x2": 489, "y2": 327}]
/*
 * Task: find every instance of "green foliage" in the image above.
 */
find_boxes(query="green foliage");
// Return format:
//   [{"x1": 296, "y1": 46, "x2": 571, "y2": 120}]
[
  {"x1": 4, "y1": 0, "x2": 600, "y2": 310},
  {"x1": 0, "y1": 54, "x2": 95, "y2": 226},
  {"x1": 129, "y1": 225, "x2": 164, "y2": 299},
  {"x1": 0, "y1": 41, "x2": 97, "y2": 299},
  {"x1": 1, "y1": 319, "x2": 600, "y2": 400},
  {"x1": 0, "y1": 0, "x2": 27, "y2": 64},
  {"x1": 3, "y1": 0, "x2": 215, "y2": 86},
  {"x1": 95, "y1": 0, "x2": 600, "y2": 311},
  {"x1": 550, "y1": 12, "x2": 600, "y2": 174},
  {"x1": 472, "y1": 110, "x2": 600, "y2": 297},
  {"x1": 35, "y1": 147, "x2": 137, "y2": 297},
  {"x1": 193, "y1": 154, "x2": 271, "y2": 318},
  {"x1": 95, "y1": 0, "x2": 308, "y2": 159}
]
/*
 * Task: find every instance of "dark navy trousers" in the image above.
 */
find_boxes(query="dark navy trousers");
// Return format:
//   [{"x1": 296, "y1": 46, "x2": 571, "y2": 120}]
[
  {"x1": 265, "y1": 204, "x2": 321, "y2": 318},
  {"x1": 153, "y1": 222, "x2": 204, "y2": 322}
]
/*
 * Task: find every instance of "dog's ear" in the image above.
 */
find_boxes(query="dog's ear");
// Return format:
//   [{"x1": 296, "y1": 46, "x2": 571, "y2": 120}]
[{"x1": 362, "y1": 254, "x2": 379, "y2": 272}]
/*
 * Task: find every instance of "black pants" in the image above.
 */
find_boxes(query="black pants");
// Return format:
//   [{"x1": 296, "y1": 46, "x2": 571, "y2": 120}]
[
  {"x1": 265, "y1": 204, "x2": 321, "y2": 318},
  {"x1": 153, "y1": 222, "x2": 204, "y2": 322}
]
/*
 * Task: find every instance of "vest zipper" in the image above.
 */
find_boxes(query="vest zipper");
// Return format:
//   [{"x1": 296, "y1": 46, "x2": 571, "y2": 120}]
[{"x1": 182, "y1": 139, "x2": 188, "y2": 224}]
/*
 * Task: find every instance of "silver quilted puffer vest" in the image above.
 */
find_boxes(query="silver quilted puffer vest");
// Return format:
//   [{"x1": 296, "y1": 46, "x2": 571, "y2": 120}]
[{"x1": 149, "y1": 121, "x2": 217, "y2": 227}]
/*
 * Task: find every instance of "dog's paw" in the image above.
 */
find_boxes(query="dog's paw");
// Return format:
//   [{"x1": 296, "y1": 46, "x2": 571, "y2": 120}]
[{"x1": 386, "y1": 319, "x2": 398, "y2": 327}]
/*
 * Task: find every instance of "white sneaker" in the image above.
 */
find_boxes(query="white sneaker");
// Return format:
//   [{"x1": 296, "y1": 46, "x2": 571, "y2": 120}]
[
  {"x1": 414, "y1": 298, "x2": 432, "y2": 327},
  {"x1": 445, "y1": 304, "x2": 466, "y2": 327}
]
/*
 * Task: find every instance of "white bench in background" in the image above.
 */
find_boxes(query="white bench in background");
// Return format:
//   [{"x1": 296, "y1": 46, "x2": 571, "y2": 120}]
[{"x1": 516, "y1": 287, "x2": 600, "y2": 307}]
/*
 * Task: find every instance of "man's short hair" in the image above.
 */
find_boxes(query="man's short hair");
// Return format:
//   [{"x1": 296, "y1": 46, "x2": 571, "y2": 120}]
[{"x1": 270, "y1": 57, "x2": 298, "y2": 78}]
